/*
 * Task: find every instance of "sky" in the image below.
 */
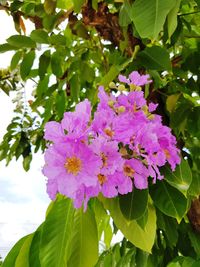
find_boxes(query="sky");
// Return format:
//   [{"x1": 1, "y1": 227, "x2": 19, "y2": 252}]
[{"x1": 0, "y1": 13, "x2": 49, "y2": 259}]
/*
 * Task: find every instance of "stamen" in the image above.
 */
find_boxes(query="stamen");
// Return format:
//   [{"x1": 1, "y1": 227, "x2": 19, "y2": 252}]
[
  {"x1": 64, "y1": 156, "x2": 82, "y2": 175},
  {"x1": 98, "y1": 174, "x2": 107, "y2": 185},
  {"x1": 104, "y1": 127, "x2": 114, "y2": 138},
  {"x1": 123, "y1": 164, "x2": 135, "y2": 177}
]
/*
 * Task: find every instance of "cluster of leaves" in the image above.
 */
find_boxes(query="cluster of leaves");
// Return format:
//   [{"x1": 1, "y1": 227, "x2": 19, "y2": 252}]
[
  {"x1": 0, "y1": 0, "x2": 200, "y2": 265},
  {"x1": 2, "y1": 193, "x2": 200, "y2": 267}
]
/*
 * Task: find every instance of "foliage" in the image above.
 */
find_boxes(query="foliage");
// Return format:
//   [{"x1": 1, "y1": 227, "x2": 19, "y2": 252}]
[{"x1": 0, "y1": 0, "x2": 200, "y2": 266}]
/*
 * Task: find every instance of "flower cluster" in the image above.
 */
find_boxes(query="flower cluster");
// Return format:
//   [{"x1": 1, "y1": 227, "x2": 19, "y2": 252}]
[{"x1": 43, "y1": 71, "x2": 180, "y2": 209}]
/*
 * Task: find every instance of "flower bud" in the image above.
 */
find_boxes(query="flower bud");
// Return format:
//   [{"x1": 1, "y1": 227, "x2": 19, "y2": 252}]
[
  {"x1": 108, "y1": 100, "x2": 115, "y2": 107},
  {"x1": 109, "y1": 82, "x2": 116, "y2": 88},
  {"x1": 118, "y1": 84, "x2": 126, "y2": 91},
  {"x1": 148, "y1": 114, "x2": 155, "y2": 120},
  {"x1": 117, "y1": 106, "x2": 126, "y2": 113}
]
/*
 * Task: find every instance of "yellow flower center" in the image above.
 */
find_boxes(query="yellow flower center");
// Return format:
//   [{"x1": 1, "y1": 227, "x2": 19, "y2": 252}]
[
  {"x1": 123, "y1": 164, "x2": 135, "y2": 177},
  {"x1": 98, "y1": 174, "x2": 107, "y2": 185},
  {"x1": 104, "y1": 127, "x2": 114, "y2": 138},
  {"x1": 64, "y1": 156, "x2": 82, "y2": 175},
  {"x1": 164, "y1": 149, "x2": 170, "y2": 159},
  {"x1": 100, "y1": 153, "x2": 108, "y2": 167}
]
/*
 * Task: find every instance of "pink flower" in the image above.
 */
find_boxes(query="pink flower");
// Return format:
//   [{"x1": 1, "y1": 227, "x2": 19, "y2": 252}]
[
  {"x1": 43, "y1": 141, "x2": 101, "y2": 205},
  {"x1": 123, "y1": 159, "x2": 149, "y2": 189},
  {"x1": 97, "y1": 86, "x2": 116, "y2": 111},
  {"x1": 118, "y1": 71, "x2": 152, "y2": 86},
  {"x1": 61, "y1": 99, "x2": 91, "y2": 141},
  {"x1": 90, "y1": 136, "x2": 124, "y2": 175},
  {"x1": 43, "y1": 70, "x2": 181, "y2": 209},
  {"x1": 44, "y1": 121, "x2": 65, "y2": 143}
]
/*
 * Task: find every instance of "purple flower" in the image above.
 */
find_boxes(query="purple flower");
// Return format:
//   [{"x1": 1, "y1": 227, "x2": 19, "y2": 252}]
[
  {"x1": 97, "y1": 86, "x2": 116, "y2": 111},
  {"x1": 90, "y1": 136, "x2": 124, "y2": 175},
  {"x1": 44, "y1": 121, "x2": 65, "y2": 143},
  {"x1": 61, "y1": 99, "x2": 91, "y2": 141},
  {"x1": 98, "y1": 172, "x2": 132, "y2": 198},
  {"x1": 123, "y1": 159, "x2": 149, "y2": 189},
  {"x1": 43, "y1": 70, "x2": 181, "y2": 209},
  {"x1": 43, "y1": 141, "x2": 101, "y2": 203},
  {"x1": 118, "y1": 71, "x2": 152, "y2": 86}
]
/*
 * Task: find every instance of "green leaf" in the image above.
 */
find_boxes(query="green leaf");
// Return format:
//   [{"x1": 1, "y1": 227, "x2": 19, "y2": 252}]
[
  {"x1": 7, "y1": 35, "x2": 36, "y2": 48},
  {"x1": 48, "y1": 34, "x2": 66, "y2": 46},
  {"x1": 39, "y1": 51, "x2": 51, "y2": 80},
  {"x1": 57, "y1": 0, "x2": 74, "y2": 9},
  {"x1": 39, "y1": 196, "x2": 75, "y2": 267},
  {"x1": 119, "y1": 189, "x2": 148, "y2": 221},
  {"x1": 100, "y1": 196, "x2": 156, "y2": 253},
  {"x1": 164, "y1": 159, "x2": 192, "y2": 196},
  {"x1": 167, "y1": 0, "x2": 181, "y2": 38},
  {"x1": 189, "y1": 171, "x2": 200, "y2": 197},
  {"x1": 73, "y1": 0, "x2": 85, "y2": 13},
  {"x1": 20, "y1": 50, "x2": 35, "y2": 80},
  {"x1": 51, "y1": 51, "x2": 63, "y2": 77},
  {"x1": 136, "y1": 208, "x2": 148, "y2": 230},
  {"x1": 29, "y1": 227, "x2": 43, "y2": 267},
  {"x1": 81, "y1": 63, "x2": 95, "y2": 83},
  {"x1": 119, "y1": 1, "x2": 132, "y2": 27},
  {"x1": 37, "y1": 75, "x2": 50, "y2": 98},
  {"x1": 167, "y1": 262, "x2": 181, "y2": 267},
  {"x1": 10, "y1": 50, "x2": 23, "y2": 71},
  {"x1": 30, "y1": 29, "x2": 49, "y2": 44},
  {"x1": 55, "y1": 90, "x2": 66, "y2": 119},
  {"x1": 157, "y1": 210, "x2": 178, "y2": 247},
  {"x1": 131, "y1": 0, "x2": 175, "y2": 39},
  {"x1": 0, "y1": 43, "x2": 18, "y2": 53},
  {"x1": 166, "y1": 94, "x2": 181, "y2": 113},
  {"x1": 22, "y1": 154, "x2": 32, "y2": 172},
  {"x1": 150, "y1": 181, "x2": 188, "y2": 221},
  {"x1": 15, "y1": 234, "x2": 34, "y2": 267},
  {"x1": 188, "y1": 228, "x2": 200, "y2": 258},
  {"x1": 67, "y1": 207, "x2": 99, "y2": 267},
  {"x1": 70, "y1": 74, "x2": 80, "y2": 102},
  {"x1": 2, "y1": 236, "x2": 28, "y2": 267},
  {"x1": 44, "y1": 0, "x2": 57, "y2": 14},
  {"x1": 138, "y1": 46, "x2": 171, "y2": 71}
]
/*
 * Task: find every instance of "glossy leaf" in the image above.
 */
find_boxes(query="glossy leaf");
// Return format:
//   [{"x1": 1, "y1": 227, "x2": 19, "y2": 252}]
[
  {"x1": 131, "y1": 0, "x2": 175, "y2": 39},
  {"x1": 20, "y1": 50, "x2": 35, "y2": 80},
  {"x1": 167, "y1": 0, "x2": 181, "y2": 38},
  {"x1": 138, "y1": 46, "x2": 171, "y2": 71},
  {"x1": 30, "y1": 29, "x2": 49, "y2": 44},
  {"x1": 39, "y1": 50, "x2": 51, "y2": 80},
  {"x1": 100, "y1": 196, "x2": 156, "y2": 253},
  {"x1": 0, "y1": 43, "x2": 17, "y2": 52},
  {"x1": 164, "y1": 159, "x2": 192, "y2": 196},
  {"x1": 10, "y1": 50, "x2": 23, "y2": 71},
  {"x1": 119, "y1": 189, "x2": 148, "y2": 221},
  {"x1": 2, "y1": 236, "x2": 28, "y2": 267},
  {"x1": 15, "y1": 234, "x2": 34, "y2": 267},
  {"x1": 57, "y1": 0, "x2": 73, "y2": 9},
  {"x1": 6, "y1": 35, "x2": 36, "y2": 48},
  {"x1": 188, "y1": 228, "x2": 200, "y2": 258},
  {"x1": 67, "y1": 207, "x2": 98, "y2": 267},
  {"x1": 73, "y1": 0, "x2": 85, "y2": 13},
  {"x1": 119, "y1": 1, "x2": 132, "y2": 27},
  {"x1": 39, "y1": 196, "x2": 75, "y2": 267},
  {"x1": 166, "y1": 94, "x2": 181, "y2": 113},
  {"x1": 189, "y1": 171, "x2": 200, "y2": 197},
  {"x1": 150, "y1": 181, "x2": 188, "y2": 221},
  {"x1": 29, "y1": 227, "x2": 42, "y2": 267}
]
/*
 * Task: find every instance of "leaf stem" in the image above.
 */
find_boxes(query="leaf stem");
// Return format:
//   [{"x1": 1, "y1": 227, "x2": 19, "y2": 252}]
[{"x1": 179, "y1": 10, "x2": 200, "y2": 16}]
